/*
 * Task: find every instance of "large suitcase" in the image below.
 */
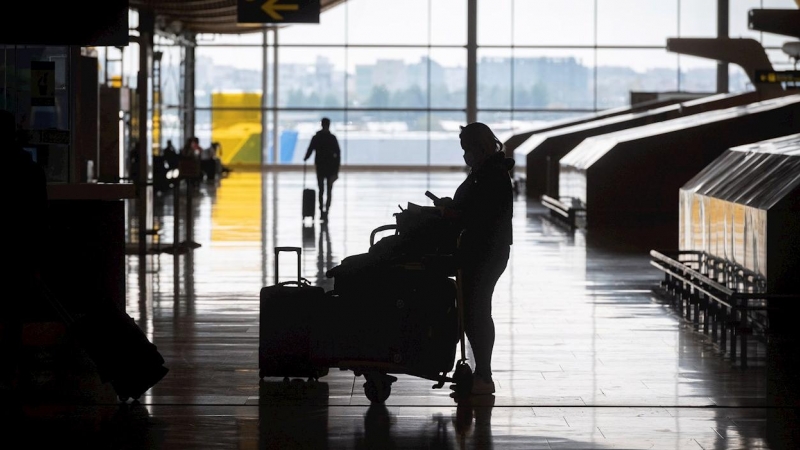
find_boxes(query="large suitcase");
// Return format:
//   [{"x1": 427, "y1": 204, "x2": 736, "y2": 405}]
[{"x1": 259, "y1": 246, "x2": 328, "y2": 380}]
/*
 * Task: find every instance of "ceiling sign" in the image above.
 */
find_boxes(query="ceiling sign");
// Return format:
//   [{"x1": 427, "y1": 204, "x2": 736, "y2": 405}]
[{"x1": 238, "y1": 0, "x2": 320, "y2": 24}]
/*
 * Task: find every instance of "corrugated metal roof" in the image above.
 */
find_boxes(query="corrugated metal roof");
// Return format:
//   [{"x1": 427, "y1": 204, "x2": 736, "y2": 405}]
[{"x1": 681, "y1": 133, "x2": 800, "y2": 210}]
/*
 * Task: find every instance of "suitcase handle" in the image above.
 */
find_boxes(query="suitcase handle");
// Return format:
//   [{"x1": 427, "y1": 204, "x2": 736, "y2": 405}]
[
  {"x1": 274, "y1": 246, "x2": 302, "y2": 285},
  {"x1": 276, "y1": 279, "x2": 311, "y2": 288},
  {"x1": 370, "y1": 224, "x2": 398, "y2": 247}
]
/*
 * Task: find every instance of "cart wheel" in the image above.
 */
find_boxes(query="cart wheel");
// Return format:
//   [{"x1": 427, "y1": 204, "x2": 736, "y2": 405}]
[
  {"x1": 283, "y1": 377, "x2": 290, "y2": 384},
  {"x1": 453, "y1": 361, "x2": 473, "y2": 396},
  {"x1": 118, "y1": 395, "x2": 130, "y2": 403},
  {"x1": 259, "y1": 370, "x2": 265, "y2": 379},
  {"x1": 363, "y1": 374, "x2": 392, "y2": 403}
]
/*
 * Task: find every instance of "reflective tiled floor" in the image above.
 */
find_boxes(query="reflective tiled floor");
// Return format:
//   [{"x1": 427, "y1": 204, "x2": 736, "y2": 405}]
[{"x1": 17, "y1": 170, "x2": 788, "y2": 449}]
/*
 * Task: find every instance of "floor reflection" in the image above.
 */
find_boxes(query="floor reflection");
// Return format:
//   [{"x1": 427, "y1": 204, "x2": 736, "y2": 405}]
[{"x1": 105, "y1": 171, "x2": 787, "y2": 448}]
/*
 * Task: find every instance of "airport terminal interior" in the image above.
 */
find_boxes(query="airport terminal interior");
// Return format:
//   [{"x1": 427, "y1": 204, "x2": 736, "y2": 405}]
[{"x1": 3, "y1": 1, "x2": 800, "y2": 449}]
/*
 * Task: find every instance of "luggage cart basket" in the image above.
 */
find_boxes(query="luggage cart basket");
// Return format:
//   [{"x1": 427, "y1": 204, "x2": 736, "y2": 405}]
[{"x1": 328, "y1": 224, "x2": 474, "y2": 403}]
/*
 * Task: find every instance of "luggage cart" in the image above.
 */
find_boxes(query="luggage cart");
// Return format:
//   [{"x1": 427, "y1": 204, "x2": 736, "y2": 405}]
[{"x1": 320, "y1": 224, "x2": 474, "y2": 403}]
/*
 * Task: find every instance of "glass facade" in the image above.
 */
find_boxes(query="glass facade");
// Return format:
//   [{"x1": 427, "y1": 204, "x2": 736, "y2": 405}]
[{"x1": 110, "y1": 0, "x2": 794, "y2": 168}]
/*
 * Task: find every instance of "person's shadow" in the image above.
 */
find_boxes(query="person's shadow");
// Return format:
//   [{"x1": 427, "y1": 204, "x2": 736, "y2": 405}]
[
  {"x1": 353, "y1": 396, "x2": 495, "y2": 449},
  {"x1": 452, "y1": 394, "x2": 495, "y2": 449},
  {"x1": 258, "y1": 379, "x2": 330, "y2": 449},
  {"x1": 315, "y1": 222, "x2": 335, "y2": 292}
]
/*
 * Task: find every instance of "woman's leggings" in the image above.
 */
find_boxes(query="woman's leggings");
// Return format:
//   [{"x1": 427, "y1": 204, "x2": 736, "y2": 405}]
[{"x1": 460, "y1": 245, "x2": 510, "y2": 381}]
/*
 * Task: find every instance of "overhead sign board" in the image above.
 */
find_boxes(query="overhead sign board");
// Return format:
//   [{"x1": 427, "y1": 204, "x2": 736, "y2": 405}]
[
  {"x1": 755, "y1": 70, "x2": 800, "y2": 84},
  {"x1": 238, "y1": 0, "x2": 320, "y2": 24}
]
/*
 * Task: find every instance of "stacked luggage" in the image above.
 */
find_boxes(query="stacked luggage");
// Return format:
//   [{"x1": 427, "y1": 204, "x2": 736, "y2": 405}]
[{"x1": 258, "y1": 194, "x2": 471, "y2": 403}]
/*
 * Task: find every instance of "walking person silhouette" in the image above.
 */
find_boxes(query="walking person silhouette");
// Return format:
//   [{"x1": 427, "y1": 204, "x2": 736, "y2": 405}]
[{"x1": 303, "y1": 118, "x2": 341, "y2": 221}]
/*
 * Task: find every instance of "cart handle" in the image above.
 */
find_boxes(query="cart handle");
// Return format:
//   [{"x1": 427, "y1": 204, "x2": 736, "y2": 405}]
[{"x1": 370, "y1": 224, "x2": 398, "y2": 247}]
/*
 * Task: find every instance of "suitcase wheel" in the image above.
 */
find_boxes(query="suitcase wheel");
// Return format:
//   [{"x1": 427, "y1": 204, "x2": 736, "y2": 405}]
[
  {"x1": 452, "y1": 360, "x2": 473, "y2": 396},
  {"x1": 363, "y1": 372, "x2": 397, "y2": 404}
]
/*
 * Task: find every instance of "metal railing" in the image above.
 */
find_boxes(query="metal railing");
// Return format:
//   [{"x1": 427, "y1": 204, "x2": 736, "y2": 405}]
[{"x1": 649, "y1": 249, "x2": 797, "y2": 367}]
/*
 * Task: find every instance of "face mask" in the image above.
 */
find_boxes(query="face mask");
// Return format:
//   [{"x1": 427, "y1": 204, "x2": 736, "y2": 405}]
[{"x1": 463, "y1": 152, "x2": 475, "y2": 167}]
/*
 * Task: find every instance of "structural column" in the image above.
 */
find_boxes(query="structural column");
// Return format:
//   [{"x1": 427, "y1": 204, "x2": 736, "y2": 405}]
[
  {"x1": 466, "y1": 0, "x2": 477, "y2": 124},
  {"x1": 182, "y1": 38, "x2": 196, "y2": 144},
  {"x1": 137, "y1": 10, "x2": 154, "y2": 256},
  {"x1": 717, "y1": 0, "x2": 729, "y2": 93}
]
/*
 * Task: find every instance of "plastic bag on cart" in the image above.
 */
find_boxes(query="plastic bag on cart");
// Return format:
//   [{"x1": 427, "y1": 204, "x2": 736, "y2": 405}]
[{"x1": 391, "y1": 202, "x2": 460, "y2": 257}]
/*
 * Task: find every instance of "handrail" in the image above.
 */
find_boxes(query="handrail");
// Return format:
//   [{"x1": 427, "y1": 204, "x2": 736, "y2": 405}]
[
  {"x1": 648, "y1": 248, "x2": 800, "y2": 367},
  {"x1": 650, "y1": 249, "x2": 735, "y2": 298},
  {"x1": 649, "y1": 259, "x2": 735, "y2": 309},
  {"x1": 650, "y1": 249, "x2": 798, "y2": 315}
]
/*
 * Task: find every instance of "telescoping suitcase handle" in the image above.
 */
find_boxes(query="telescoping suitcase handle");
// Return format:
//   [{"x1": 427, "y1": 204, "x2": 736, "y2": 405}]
[{"x1": 274, "y1": 246, "x2": 303, "y2": 285}]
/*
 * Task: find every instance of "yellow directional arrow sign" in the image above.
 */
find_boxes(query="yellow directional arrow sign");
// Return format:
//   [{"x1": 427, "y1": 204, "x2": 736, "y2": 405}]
[
  {"x1": 238, "y1": 0, "x2": 320, "y2": 24},
  {"x1": 262, "y1": 0, "x2": 298, "y2": 20}
]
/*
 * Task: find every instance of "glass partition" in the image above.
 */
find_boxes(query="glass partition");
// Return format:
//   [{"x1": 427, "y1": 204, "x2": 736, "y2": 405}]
[{"x1": 1, "y1": 45, "x2": 71, "y2": 182}]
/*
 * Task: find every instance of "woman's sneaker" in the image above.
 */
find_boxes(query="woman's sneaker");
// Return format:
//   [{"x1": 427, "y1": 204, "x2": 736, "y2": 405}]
[{"x1": 471, "y1": 376, "x2": 495, "y2": 395}]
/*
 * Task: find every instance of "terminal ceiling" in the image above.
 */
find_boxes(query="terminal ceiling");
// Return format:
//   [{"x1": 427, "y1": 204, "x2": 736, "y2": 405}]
[{"x1": 130, "y1": 0, "x2": 348, "y2": 36}]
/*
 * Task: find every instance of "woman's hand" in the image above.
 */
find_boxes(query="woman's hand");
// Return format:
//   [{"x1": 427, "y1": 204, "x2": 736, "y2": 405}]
[{"x1": 433, "y1": 196, "x2": 453, "y2": 208}]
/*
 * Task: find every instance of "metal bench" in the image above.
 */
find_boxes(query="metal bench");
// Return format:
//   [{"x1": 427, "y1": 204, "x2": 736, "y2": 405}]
[{"x1": 541, "y1": 195, "x2": 585, "y2": 229}]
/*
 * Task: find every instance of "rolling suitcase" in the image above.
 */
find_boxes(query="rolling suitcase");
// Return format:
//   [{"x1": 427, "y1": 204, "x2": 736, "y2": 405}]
[
  {"x1": 259, "y1": 246, "x2": 328, "y2": 380},
  {"x1": 303, "y1": 162, "x2": 315, "y2": 220}
]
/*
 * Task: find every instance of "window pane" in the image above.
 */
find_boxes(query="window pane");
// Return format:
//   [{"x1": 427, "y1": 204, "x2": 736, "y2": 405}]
[
  {"x1": 596, "y1": 49, "x2": 679, "y2": 109},
  {"x1": 430, "y1": 48, "x2": 466, "y2": 109},
  {"x1": 478, "y1": 49, "x2": 512, "y2": 109},
  {"x1": 347, "y1": 0, "x2": 429, "y2": 45},
  {"x1": 476, "y1": 112, "x2": 514, "y2": 143},
  {"x1": 597, "y1": 0, "x2": 678, "y2": 46},
  {"x1": 679, "y1": 0, "x2": 716, "y2": 37},
  {"x1": 347, "y1": 48, "x2": 430, "y2": 108},
  {"x1": 504, "y1": 112, "x2": 588, "y2": 168},
  {"x1": 196, "y1": 46, "x2": 263, "y2": 77},
  {"x1": 730, "y1": 0, "x2": 760, "y2": 40},
  {"x1": 729, "y1": 64, "x2": 755, "y2": 93},
  {"x1": 280, "y1": 111, "x2": 346, "y2": 164},
  {"x1": 196, "y1": 109, "x2": 213, "y2": 149},
  {"x1": 431, "y1": 0, "x2": 467, "y2": 45},
  {"x1": 280, "y1": 4, "x2": 347, "y2": 45},
  {"x1": 513, "y1": 49, "x2": 594, "y2": 110},
  {"x1": 341, "y1": 110, "x2": 429, "y2": 166},
  {"x1": 155, "y1": 46, "x2": 184, "y2": 113},
  {"x1": 278, "y1": 47, "x2": 346, "y2": 108},
  {"x1": 431, "y1": 112, "x2": 466, "y2": 166},
  {"x1": 513, "y1": 0, "x2": 595, "y2": 46},
  {"x1": 768, "y1": 48, "x2": 795, "y2": 72},
  {"x1": 161, "y1": 106, "x2": 182, "y2": 149},
  {"x1": 679, "y1": 55, "x2": 718, "y2": 93},
  {"x1": 478, "y1": 0, "x2": 512, "y2": 46}
]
